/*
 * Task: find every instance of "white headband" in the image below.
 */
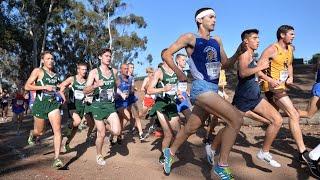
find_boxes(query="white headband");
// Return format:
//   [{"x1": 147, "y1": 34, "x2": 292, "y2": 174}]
[{"x1": 196, "y1": 9, "x2": 215, "y2": 20}]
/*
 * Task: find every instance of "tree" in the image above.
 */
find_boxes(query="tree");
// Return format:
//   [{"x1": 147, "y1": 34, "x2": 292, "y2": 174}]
[
  {"x1": 309, "y1": 53, "x2": 320, "y2": 64},
  {"x1": 0, "y1": 0, "x2": 153, "y2": 84}
]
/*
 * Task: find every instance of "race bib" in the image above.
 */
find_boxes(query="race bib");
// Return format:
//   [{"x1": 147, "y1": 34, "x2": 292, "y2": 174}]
[
  {"x1": 16, "y1": 100, "x2": 24, "y2": 105},
  {"x1": 279, "y1": 70, "x2": 288, "y2": 82},
  {"x1": 178, "y1": 82, "x2": 188, "y2": 92},
  {"x1": 74, "y1": 90, "x2": 84, "y2": 100},
  {"x1": 206, "y1": 62, "x2": 221, "y2": 80},
  {"x1": 43, "y1": 90, "x2": 55, "y2": 96},
  {"x1": 100, "y1": 89, "x2": 114, "y2": 101},
  {"x1": 166, "y1": 84, "x2": 177, "y2": 96}
]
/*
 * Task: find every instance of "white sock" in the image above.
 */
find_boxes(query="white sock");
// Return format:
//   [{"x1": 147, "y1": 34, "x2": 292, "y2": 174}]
[{"x1": 309, "y1": 144, "x2": 320, "y2": 161}]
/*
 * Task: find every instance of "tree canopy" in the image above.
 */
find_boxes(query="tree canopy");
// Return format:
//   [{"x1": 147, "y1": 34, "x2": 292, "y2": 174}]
[{"x1": 0, "y1": 0, "x2": 152, "y2": 87}]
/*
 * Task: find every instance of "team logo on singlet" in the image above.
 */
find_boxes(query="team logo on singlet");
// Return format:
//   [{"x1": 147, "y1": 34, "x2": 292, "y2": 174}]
[
  {"x1": 44, "y1": 77, "x2": 58, "y2": 84},
  {"x1": 104, "y1": 78, "x2": 114, "y2": 86},
  {"x1": 204, "y1": 46, "x2": 218, "y2": 62}
]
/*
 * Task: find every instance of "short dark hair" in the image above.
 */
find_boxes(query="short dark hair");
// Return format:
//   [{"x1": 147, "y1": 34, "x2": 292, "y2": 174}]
[
  {"x1": 98, "y1": 48, "x2": 112, "y2": 56},
  {"x1": 195, "y1": 7, "x2": 214, "y2": 28},
  {"x1": 77, "y1": 62, "x2": 87, "y2": 68},
  {"x1": 241, "y1": 29, "x2": 259, "y2": 41},
  {"x1": 158, "y1": 62, "x2": 164, "y2": 68},
  {"x1": 40, "y1": 51, "x2": 52, "y2": 59},
  {"x1": 276, "y1": 25, "x2": 294, "y2": 40},
  {"x1": 127, "y1": 62, "x2": 134, "y2": 66},
  {"x1": 175, "y1": 53, "x2": 187, "y2": 61}
]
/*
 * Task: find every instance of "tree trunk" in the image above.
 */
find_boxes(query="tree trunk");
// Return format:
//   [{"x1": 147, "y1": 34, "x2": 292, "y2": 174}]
[{"x1": 41, "y1": 1, "x2": 54, "y2": 53}]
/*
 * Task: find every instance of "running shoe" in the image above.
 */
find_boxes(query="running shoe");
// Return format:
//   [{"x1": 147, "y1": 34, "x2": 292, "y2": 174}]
[
  {"x1": 163, "y1": 148, "x2": 173, "y2": 174},
  {"x1": 96, "y1": 154, "x2": 106, "y2": 166},
  {"x1": 116, "y1": 136, "x2": 122, "y2": 145},
  {"x1": 27, "y1": 131, "x2": 35, "y2": 145},
  {"x1": 256, "y1": 149, "x2": 281, "y2": 167},
  {"x1": 301, "y1": 150, "x2": 320, "y2": 179},
  {"x1": 64, "y1": 143, "x2": 71, "y2": 152},
  {"x1": 52, "y1": 158, "x2": 64, "y2": 169},
  {"x1": 213, "y1": 165, "x2": 234, "y2": 180},
  {"x1": 139, "y1": 132, "x2": 147, "y2": 141},
  {"x1": 205, "y1": 143, "x2": 215, "y2": 165}
]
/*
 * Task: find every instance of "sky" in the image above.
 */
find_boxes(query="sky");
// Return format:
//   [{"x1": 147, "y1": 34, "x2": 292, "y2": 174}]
[{"x1": 122, "y1": 0, "x2": 320, "y2": 77}]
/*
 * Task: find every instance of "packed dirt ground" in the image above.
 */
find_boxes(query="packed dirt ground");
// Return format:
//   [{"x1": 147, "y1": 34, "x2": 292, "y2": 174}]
[{"x1": 0, "y1": 64, "x2": 319, "y2": 180}]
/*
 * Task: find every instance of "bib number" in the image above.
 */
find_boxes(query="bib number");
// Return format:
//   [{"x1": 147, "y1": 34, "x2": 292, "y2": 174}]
[
  {"x1": 166, "y1": 84, "x2": 177, "y2": 96},
  {"x1": 206, "y1": 62, "x2": 221, "y2": 80},
  {"x1": 74, "y1": 90, "x2": 84, "y2": 100},
  {"x1": 100, "y1": 89, "x2": 114, "y2": 101},
  {"x1": 279, "y1": 70, "x2": 288, "y2": 82},
  {"x1": 43, "y1": 89, "x2": 55, "y2": 97}
]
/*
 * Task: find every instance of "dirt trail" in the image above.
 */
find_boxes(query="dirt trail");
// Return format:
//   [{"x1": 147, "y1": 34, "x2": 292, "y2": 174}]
[{"x1": 0, "y1": 64, "x2": 319, "y2": 179}]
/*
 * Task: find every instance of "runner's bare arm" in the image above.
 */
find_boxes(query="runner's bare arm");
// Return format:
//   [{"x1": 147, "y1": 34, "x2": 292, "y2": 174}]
[
  {"x1": 216, "y1": 36, "x2": 244, "y2": 69},
  {"x1": 163, "y1": 33, "x2": 195, "y2": 82},
  {"x1": 83, "y1": 69, "x2": 98, "y2": 94},
  {"x1": 141, "y1": 77, "x2": 148, "y2": 92},
  {"x1": 24, "y1": 68, "x2": 47, "y2": 91},
  {"x1": 257, "y1": 45, "x2": 280, "y2": 87},
  {"x1": 147, "y1": 69, "x2": 167, "y2": 94},
  {"x1": 113, "y1": 68, "x2": 118, "y2": 93},
  {"x1": 59, "y1": 76, "x2": 73, "y2": 94},
  {"x1": 58, "y1": 76, "x2": 74, "y2": 103},
  {"x1": 286, "y1": 62, "x2": 294, "y2": 85},
  {"x1": 238, "y1": 52, "x2": 268, "y2": 78}
]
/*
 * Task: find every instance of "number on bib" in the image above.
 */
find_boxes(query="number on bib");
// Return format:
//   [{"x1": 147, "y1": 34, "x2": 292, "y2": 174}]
[
  {"x1": 74, "y1": 90, "x2": 84, "y2": 100},
  {"x1": 279, "y1": 70, "x2": 288, "y2": 82},
  {"x1": 206, "y1": 62, "x2": 221, "y2": 80}
]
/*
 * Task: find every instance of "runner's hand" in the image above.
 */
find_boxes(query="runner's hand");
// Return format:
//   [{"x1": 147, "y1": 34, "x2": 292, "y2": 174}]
[
  {"x1": 163, "y1": 84, "x2": 172, "y2": 92},
  {"x1": 270, "y1": 79, "x2": 281, "y2": 88},
  {"x1": 45, "y1": 85, "x2": 56, "y2": 92},
  {"x1": 286, "y1": 76, "x2": 293, "y2": 85},
  {"x1": 58, "y1": 92, "x2": 67, "y2": 104}
]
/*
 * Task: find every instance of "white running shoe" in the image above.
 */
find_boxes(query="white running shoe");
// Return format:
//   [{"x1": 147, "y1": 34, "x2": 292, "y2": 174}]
[
  {"x1": 96, "y1": 155, "x2": 106, "y2": 166},
  {"x1": 256, "y1": 149, "x2": 281, "y2": 168},
  {"x1": 205, "y1": 144, "x2": 215, "y2": 165}
]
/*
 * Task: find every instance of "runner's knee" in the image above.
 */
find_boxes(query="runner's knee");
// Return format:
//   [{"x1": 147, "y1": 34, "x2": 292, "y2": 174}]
[
  {"x1": 184, "y1": 125, "x2": 198, "y2": 135},
  {"x1": 34, "y1": 129, "x2": 44, "y2": 136},
  {"x1": 97, "y1": 129, "x2": 106, "y2": 138},
  {"x1": 288, "y1": 109, "x2": 300, "y2": 122},
  {"x1": 111, "y1": 127, "x2": 121, "y2": 136},
  {"x1": 271, "y1": 114, "x2": 283, "y2": 127},
  {"x1": 229, "y1": 116, "x2": 243, "y2": 131}
]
